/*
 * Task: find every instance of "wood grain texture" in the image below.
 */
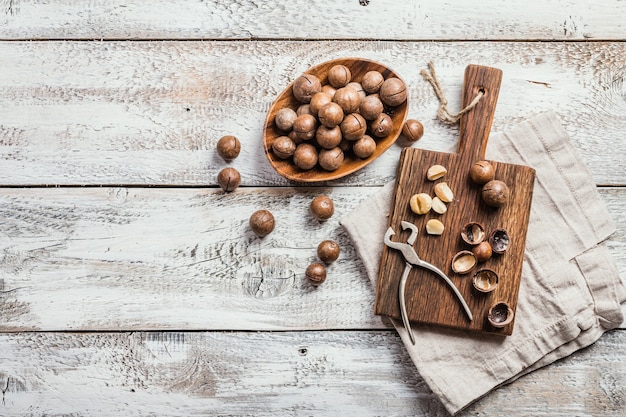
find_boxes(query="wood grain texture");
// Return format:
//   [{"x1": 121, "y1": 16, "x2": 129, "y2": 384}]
[
  {"x1": 0, "y1": 186, "x2": 622, "y2": 332},
  {"x1": 0, "y1": 329, "x2": 623, "y2": 417},
  {"x1": 377, "y1": 65, "x2": 535, "y2": 334},
  {"x1": 1, "y1": 0, "x2": 625, "y2": 41},
  {"x1": 1, "y1": 40, "x2": 626, "y2": 186}
]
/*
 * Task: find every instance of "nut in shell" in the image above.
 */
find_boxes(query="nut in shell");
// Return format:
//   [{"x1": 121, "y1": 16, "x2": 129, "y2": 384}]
[
  {"x1": 425, "y1": 219, "x2": 444, "y2": 235},
  {"x1": 488, "y1": 302, "x2": 514, "y2": 328},
  {"x1": 461, "y1": 222, "x2": 486, "y2": 245},
  {"x1": 306, "y1": 262, "x2": 327, "y2": 286},
  {"x1": 310, "y1": 195, "x2": 334, "y2": 221},
  {"x1": 317, "y1": 240, "x2": 340, "y2": 264},
  {"x1": 293, "y1": 74, "x2": 322, "y2": 103},
  {"x1": 426, "y1": 165, "x2": 447, "y2": 181},
  {"x1": 249, "y1": 209, "x2": 275, "y2": 238},
  {"x1": 482, "y1": 179, "x2": 510, "y2": 208},
  {"x1": 473, "y1": 269, "x2": 499, "y2": 293},
  {"x1": 472, "y1": 241, "x2": 493, "y2": 262},
  {"x1": 409, "y1": 193, "x2": 432, "y2": 215},
  {"x1": 451, "y1": 250, "x2": 477, "y2": 274},
  {"x1": 489, "y1": 229, "x2": 510, "y2": 254},
  {"x1": 434, "y1": 182, "x2": 454, "y2": 203}
]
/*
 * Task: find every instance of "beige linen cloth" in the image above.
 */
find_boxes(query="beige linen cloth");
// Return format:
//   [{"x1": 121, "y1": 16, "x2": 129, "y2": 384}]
[{"x1": 340, "y1": 111, "x2": 626, "y2": 415}]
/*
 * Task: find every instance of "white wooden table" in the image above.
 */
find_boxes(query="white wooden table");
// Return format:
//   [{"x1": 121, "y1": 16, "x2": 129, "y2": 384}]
[{"x1": 1, "y1": 1, "x2": 625, "y2": 415}]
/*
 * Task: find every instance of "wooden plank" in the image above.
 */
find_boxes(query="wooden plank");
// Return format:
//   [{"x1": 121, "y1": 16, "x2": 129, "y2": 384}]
[
  {"x1": 1, "y1": 41, "x2": 626, "y2": 186},
  {"x1": 0, "y1": 329, "x2": 623, "y2": 416},
  {"x1": 1, "y1": 186, "x2": 623, "y2": 332},
  {"x1": 1, "y1": 0, "x2": 625, "y2": 41}
]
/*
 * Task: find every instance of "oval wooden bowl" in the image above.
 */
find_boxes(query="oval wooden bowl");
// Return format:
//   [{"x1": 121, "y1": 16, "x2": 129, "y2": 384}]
[{"x1": 263, "y1": 58, "x2": 408, "y2": 182}]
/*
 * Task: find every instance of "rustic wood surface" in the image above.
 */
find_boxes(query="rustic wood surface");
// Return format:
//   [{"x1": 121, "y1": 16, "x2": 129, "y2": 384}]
[{"x1": 0, "y1": 1, "x2": 624, "y2": 416}]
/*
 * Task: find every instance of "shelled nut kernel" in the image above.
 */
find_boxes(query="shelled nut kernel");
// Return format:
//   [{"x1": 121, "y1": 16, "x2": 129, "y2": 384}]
[
  {"x1": 409, "y1": 193, "x2": 432, "y2": 215},
  {"x1": 434, "y1": 182, "x2": 454, "y2": 203},
  {"x1": 425, "y1": 219, "x2": 445, "y2": 235},
  {"x1": 431, "y1": 197, "x2": 447, "y2": 214},
  {"x1": 426, "y1": 165, "x2": 447, "y2": 181}
]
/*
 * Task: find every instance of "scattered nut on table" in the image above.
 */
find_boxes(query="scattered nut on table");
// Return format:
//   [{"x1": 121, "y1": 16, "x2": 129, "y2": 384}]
[
  {"x1": 401, "y1": 119, "x2": 424, "y2": 143},
  {"x1": 306, "y1": 262, "x2": 327, "y2": 286},
  {"x1": 216, "y1": 135, "x2": 241, "y2": 161},
  {"x1": 317, "y1": 240, "x2": 340, "y2": 264},
  {"x1": 249, "y1": 209, "x2": 275, "y2": 237},
  {"x1": 310, "y1": 195, "x2": 334, "y2": 221},
  {"x1": 217, "y1": 167, "x2": 241, "y2": 192}
]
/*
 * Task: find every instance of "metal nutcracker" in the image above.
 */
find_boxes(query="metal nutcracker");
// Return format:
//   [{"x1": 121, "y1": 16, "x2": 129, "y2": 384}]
[{"x1": 383, "y1": 221, "x2": 473, "y2": 344}]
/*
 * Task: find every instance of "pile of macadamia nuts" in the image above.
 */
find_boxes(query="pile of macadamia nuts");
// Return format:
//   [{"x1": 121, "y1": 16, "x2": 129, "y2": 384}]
[{"x1": 270, "y1": 64, "x2": 409, "y2": 172}]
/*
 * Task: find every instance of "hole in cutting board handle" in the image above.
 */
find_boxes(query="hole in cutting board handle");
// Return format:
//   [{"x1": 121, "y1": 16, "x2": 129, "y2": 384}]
[{"x1": 457, "y1": 65, "x2": 503, "y2": 161}]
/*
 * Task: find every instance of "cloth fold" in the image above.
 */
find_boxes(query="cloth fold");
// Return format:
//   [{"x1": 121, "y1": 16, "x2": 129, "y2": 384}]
[{"x1": 340, "y1": 111, "x2": 626, "y2": 414}]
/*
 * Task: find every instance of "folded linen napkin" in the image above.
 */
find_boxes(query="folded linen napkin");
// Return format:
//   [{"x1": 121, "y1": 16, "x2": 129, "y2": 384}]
[{"x1": 340, "y1": 111, "x2": 626, "y2": 414}]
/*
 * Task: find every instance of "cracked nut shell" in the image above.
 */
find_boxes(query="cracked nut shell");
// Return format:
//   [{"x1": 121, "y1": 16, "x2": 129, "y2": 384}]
[
  {"x1": 489, "y1": 229, "x2": 510, "y2": 254},
  {"x1": 488, "y1": 302, "x2": 514, "y2": 328},
  {"x1": 451, "y1": 251, "x2": 477, "y2": 274},
  {"x1": 473, "y1": 269, "x2": 499, "y2": 293},
  {"x1": 461, "y1": 222, "x2": 486, "y2": 245}
]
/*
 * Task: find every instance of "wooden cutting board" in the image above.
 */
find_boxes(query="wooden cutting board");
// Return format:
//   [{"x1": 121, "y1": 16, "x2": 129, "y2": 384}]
[{"x1": 375, "y1": 65, "x2": 535, "y2": 335}]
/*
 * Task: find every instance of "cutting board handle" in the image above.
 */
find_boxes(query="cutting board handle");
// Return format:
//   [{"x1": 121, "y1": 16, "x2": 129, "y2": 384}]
[{"x1": 457, "y1": 65, "x2": 503, "y2": 161}]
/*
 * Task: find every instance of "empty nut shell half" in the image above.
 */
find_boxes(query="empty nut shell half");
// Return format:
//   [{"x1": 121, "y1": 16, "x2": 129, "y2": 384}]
[
  {"x1": 489, "y1": 229, "x2": 510, "y2": 254},
  {"x1": 472, "y1": 269, "x2": 499, "y2": 293},
  {"x1": 451, "y1": 250, "x2": 477, "y2": 274},
  {"x1": 461, "y1": 222, "x2": 486, "y2": 245},
  {"x1": 488, "y1": 302, "x2": 514, "y2": 328}
]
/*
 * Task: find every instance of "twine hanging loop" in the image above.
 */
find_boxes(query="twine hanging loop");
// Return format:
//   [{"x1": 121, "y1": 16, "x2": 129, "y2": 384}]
[{"x1": 420, "y1": 61, "x2": 483, "y2": 125}]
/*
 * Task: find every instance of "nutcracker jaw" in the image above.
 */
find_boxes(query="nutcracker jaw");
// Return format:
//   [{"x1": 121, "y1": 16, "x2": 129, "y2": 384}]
[{"x1": 383, "y1": 221, "x2": 473, "y2": 344}]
